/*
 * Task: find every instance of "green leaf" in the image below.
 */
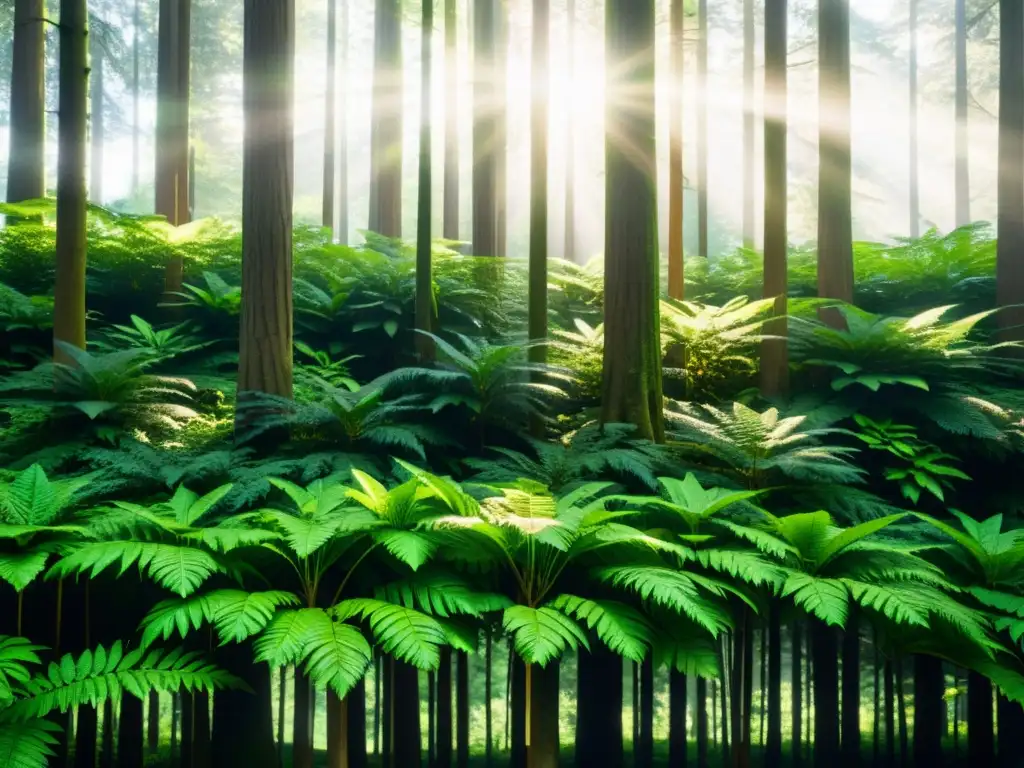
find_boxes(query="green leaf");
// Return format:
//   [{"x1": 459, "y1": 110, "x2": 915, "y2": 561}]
[
  {"x1": 372, "y1": 530, "x2": 437, "y2": 571},
  {"x1": 298, "y1": 610, "x2": 373, "y2": 698},
  {"x1": 334, "y1": 599, "x2": 446, "y2": 669},
  {"x1": 547, "y1": 595, "x2": 651, "y2": 662},
  {"x1": 503, "y1": 605, "x2": 589, "y2": 666},
  {"x1": 782, "y1": 573, "x2": 849, "y2": 626},
  {"x1": 0, "y1": 551, "x2": 50, "y2": 593}
]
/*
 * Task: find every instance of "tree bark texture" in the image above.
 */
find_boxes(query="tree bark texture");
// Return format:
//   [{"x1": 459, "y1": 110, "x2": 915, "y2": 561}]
[
  {"x1": 7, "y1": 0, "x2": 46, "y2": 203},
  {"x1": 761, "y1": 0, "x2": 788, "y2": 397},
  {"x1": 294, "y1": 671, "x2": 314, "y2": 768},
  {"x1": 53, "y1": 0, "x2": 89, "y2": 363},
  {"x1": 997, "y1": 0, "x2": 1024, "y2": 338},
  {"x1": 472, "y1": 0, "x2": 498, "y2": 256},
  {"x1": 237, "y1": 0, "x2": 295, "y2": 404},
  {"x1": 369, "y1": 0, "x2": 403, "y2": 238},
  {"x1": 817, "y1": 0, "x2": 854, "y2": 310},
  {"x1": 527, "y1": 663, "x2": 559, "y2": 768},
  {"x1": 326, "y1": 690, "x2": 349, "y2": 768},
  {"x1": 443, "y1": 0, "x2": 460, "y2": 241},
  {"x1": 602, "y1": 0, "x2": 663, "y2": 442}
]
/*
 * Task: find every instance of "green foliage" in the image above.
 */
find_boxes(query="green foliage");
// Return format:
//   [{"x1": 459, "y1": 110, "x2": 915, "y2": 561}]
[{"x1": 95, "y1": 315, "x2": 210, "y2": 362}]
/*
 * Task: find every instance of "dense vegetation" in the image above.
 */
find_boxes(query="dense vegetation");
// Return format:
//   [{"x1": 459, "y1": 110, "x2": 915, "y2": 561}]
[{"x1": 3, "y1": 0, "x2": 1024, "y2": 768}]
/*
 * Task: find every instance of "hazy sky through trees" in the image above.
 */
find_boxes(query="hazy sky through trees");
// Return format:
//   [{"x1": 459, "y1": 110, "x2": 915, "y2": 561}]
[{"x1": 0, "y1": 0, "x2": 1005, "y2": 257}]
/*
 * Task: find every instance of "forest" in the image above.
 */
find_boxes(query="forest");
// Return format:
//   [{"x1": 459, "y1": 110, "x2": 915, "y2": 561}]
[{"x1": 1, "y1": 0, "x2": 1024, "y2": 767}]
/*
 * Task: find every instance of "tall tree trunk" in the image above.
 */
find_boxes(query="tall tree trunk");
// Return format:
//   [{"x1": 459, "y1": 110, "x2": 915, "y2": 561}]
[
  {"x1": 369, "y1": 0, "x2": 403, "y2": 237},
  {"x1": 183, "y1": 692, "x2": 194, "y2": 768},
  {"x1": 563, "y1": 0, "x2": 577, "y2": 263},
  {"x1": 792, "y1": 621, "x2": 803, "y2": 768},
  {"x1": 697, "y1": 0, "x2": 709, "y2": 258},
  {"x1": 602, "y1": 0, "x2": 663, "y2": 442},
  {"x1": 443, "y1": 0, "x2": 460, "y2": 241},
  {"x1": 132, "y1": 0, "x2": 140, "y2": 196},
  {"x1": 53, "y1": 0, "x2": 89, "y2": 364},
  {"x1": 896, "y1": 661, "x2": 908, "y2": 767},
  {"x1": 913, "y1": 656, "x2": 943, "y2": 768},
  {"x1": 294, "y1": 671, "x2": 314, "y2": 768},
  {"x1": 327, "y1": 691, "x2": 349, "y2": 768},
  {"x1": 428, "y1": 672, "x2": 436, "y2": 767},
  {"x1": 968, "y1": 672, "x2": 994, "y2": 766},
  {"x1": 765, "y1": 606, "x2": 782, "y2": 766},
  {"x1": 884, "y1": 661, "x2": 895, "y2": 768},
  {"x1": 437, "y1": 649, "x2": 453, "y2": 767},
  {"x1": 817, "y1": 0, "x2": 854, "y2": 314},
  {"x1": 528, "y1": 0, "x2": 549, "y2": 410},
  {"x1": 89, "y1": 33, "x2": 104, "y2": 203},
  {"x1": 632, "y1": 663, "x2": 639, "y2": 750},
  {"x1": 75, "y1": 705, "x2": 98, "y2": 768},
  {"x1": 382, "y1": 658, "x2": 392, "y2": 768},
  {"x1": 761, "y1": 0, "x2": 788, "y2": 396},
  {"x1": 638, "y1": 655, "x2": 653, "y2": 768},
  {"x1": 812, "y1": 622, "x2": 839, "y2": 768},
  {"x1": 157, "y1": 0, "x2": 192, "y2": 294},
  {"x1": 147, "y1": 692, "x2": 159, "y2": 755},
  {"x1": 193, "y1": 691, "x2": 211, "y2": 768},
  {"x1": 210, "y1": 645, "x2": 276, "y2": 768},
  {"x1": 100, "y1": 699, "x2": 114, "y2": 768},
  {"x1": 668, "y1": 669, "x2": 687, "y2": 767},
  {"x1": 6, "y1": 0, "x2": 46, "y2": 204},
  {"x1": 841, "y1": 614, "x2": 860, "y2": 768},
  {"x1": 416, "y1": 0, "x2": 435, "y2": 361},
  {"x1": 391, "y1": 661, "x2": 421, "y2": 767},
  {"x1": 742, "y1": 0, "x2": 755, "y2": 247},
  {"x1": 236, "y1": 0, "x2": 295, "y2": 412},
  {"x1": 908, "y1": 0, "x2": 919, "y2": 238},
  {"x1": 484, "y1": 633, "x2": 493, "y2": 764},
  {"x1": 117, "y1": 695, "x2": 144, "y2": 768},
  {"x1": 323, "y1": 0, "x2": 337, "y2": 231},
  {"x1": 668, "y1": 0, "x2": 685, "y2": 298},
  {"x1": 997, "y1": 693, "x2": 1024, "y2": 767},
  {"x1": 510, "y1": 653, "x2": 526, "y2": 768},
  {"x1": 575, "y1": 647, "x2": 623, "y2": 768},
  {"x1": 997, "y1": 0, "x2": 1024, "y2": 339},
  {"x1": 348, "y1": 679, "x2": 367, "y2": 768},
  {"x1": 697, "y1": 677, "x2": 709, "y2": 768},
  {"x1": 872, "y1": 643, "x2": 880, "y2": 766},
  {"x1": 527, "y1": 663, "x2": 559, "y2": 768},
  {"x1": 494, "y1": 1, "x2": 508, "y2": 257},
  {"x1": 954, "y1": 0, "x2": 969, "y2": 226},
  {"x1": 457, "y1": 651, "x2": 470, "y2": 768},
  {"x1": 338, "y1": 0, "x2": 349, "y2": 244},
  {"x1": 276, "y1": 670, "x2": 286, "y2": 765},
  {"x1": 472, "y1": 0, "x2": 498, "y2": 256}
]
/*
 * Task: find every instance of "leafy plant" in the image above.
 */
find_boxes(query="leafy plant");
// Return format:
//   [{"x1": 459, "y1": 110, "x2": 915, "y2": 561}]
[
  {"x1": 852, "y1": 414, "x2": 970, "y2": 504},
  {"x1": 294, "y1": 341, "x2": 360, "y2": 391},
  {"x1": 162, "y1": 272, "x2": 242, "y2": 332},
  {"x1": 0, "y1": 343, "x2": 199, "y2": 431},
  {"x1": 96, "y1": 315, "x2": 209, "y2": 361}
]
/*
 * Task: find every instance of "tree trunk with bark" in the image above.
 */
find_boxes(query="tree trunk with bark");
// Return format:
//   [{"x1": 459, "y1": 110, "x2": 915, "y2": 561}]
[
  {"x1": 997, "y1": 0, "x2": 1024, "y2": 339},
  {"x1": 742, "y1": 0, "x2": 755, "y2": 248},
  {"x1": 89, "y1": 32, "x2": 104, "y2": 203},
  {"x1": 602, "y1": 0, "x2": 663, "y2": 442},
  {"x1": 323, "y1": 0, "x2": 337, "y2": 231},
  {"x1": 812, "y1": 622, "x2": 839, "y2": 768},
  {"x1": 326, "y1": 691, "x2": 349, "y2": 768},
  {"x1": 472, "y1": 0, "x2": 498, "y2": 256},
  {"x1": 563, "y1": 0, "x2": 577, "y2": 263},
  {"x1": 348, "y1": 679, "x2": 367, "y2": 768},
  {"x1": 7, "y1": 0, "x2": 46, "y2": 204},
  {"x1": 908, "y1": 0, "x2": 919, "y2": 238},
  {"x1": 369, "y1": 0, "x2": 403, "y2": 238},
  {"x1": 147, "y1": 692, "x2": 159, "y2": 754},
  {"x1": 954, "y1": 0, "x2": 969, "y2": 226},
  {"x1": 761, "y1": 0, "x2": 788, "y2": 396},
  {"x1": 443, "y1": 0, "x2": 460, "y2": 241},
  {"x1": 117, "y1": 695, "x2": 144, "y2": 768},
  {"x1": 236, "y1": 0, "x2": 295, "y2": 410},
  {"x1": 210, "y1": 645, "x2": 276, "y2": 768},
  {"x1": 527, "y1": 663, "x2": 559, "y2": 768},
  {"x1": 913, "y1": 655, "x2": 943, "y2": 768},
  {"x1": 437, "y1": 649, "x2": 453, "y2": 767},
  {"x1": 510, "y1": 653, "x2": 526, "y2": 768},
  {"x1": 817, "y1": 0, "x2": 854, "y2": 313},
  {"x1": 697, "y1": 676, "x2": 709, "y2": 768},
  {"x1": 294, "y1": 671, "x2": 314, "y2": 768},
  {"x1": 575, "y1": 647, "x2": 622, "y2": 768},
  {"x1": 668, "y1": 668, "x2": 687, "y2": 767},
  {"x1": 765, "y1": 606, "x2": 782, "y2": 767},
  {"x1": 968, "y1": 671, "x2": 994, "y2": 766},
  {"x1": 457, "y1": 651, "x2": 471, "y2": 768},
  {"x1": 54, "y1": 0, "x2": 89, "y2": 364},
  {"x1": 416, "y1": 0, "x2": 435, "y2": 362},
  {"x1": 668, "y1": 0, "x2": 685, "y2": 298},
  {"x1": 528, "y1": 0, "x2": 549, "y2": 394},
  {"x1": 156, "y1": 0, "x2": 192, "y2": 294},
  {"x1": 638, "y1": 655, "x2": 654, "y2": 768},
  {"x1": 391, "y1": 661, "x2": 421, "y2": 767},
  {"x1": 338, "y1": 0, "x2": 349, "y2": 244},
  {"x1": 697, "y1": 0, "x2": 709, "y2": 258},
  {"x1": 840, "y1": 614, "x2": 860, "y2": 768}
]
